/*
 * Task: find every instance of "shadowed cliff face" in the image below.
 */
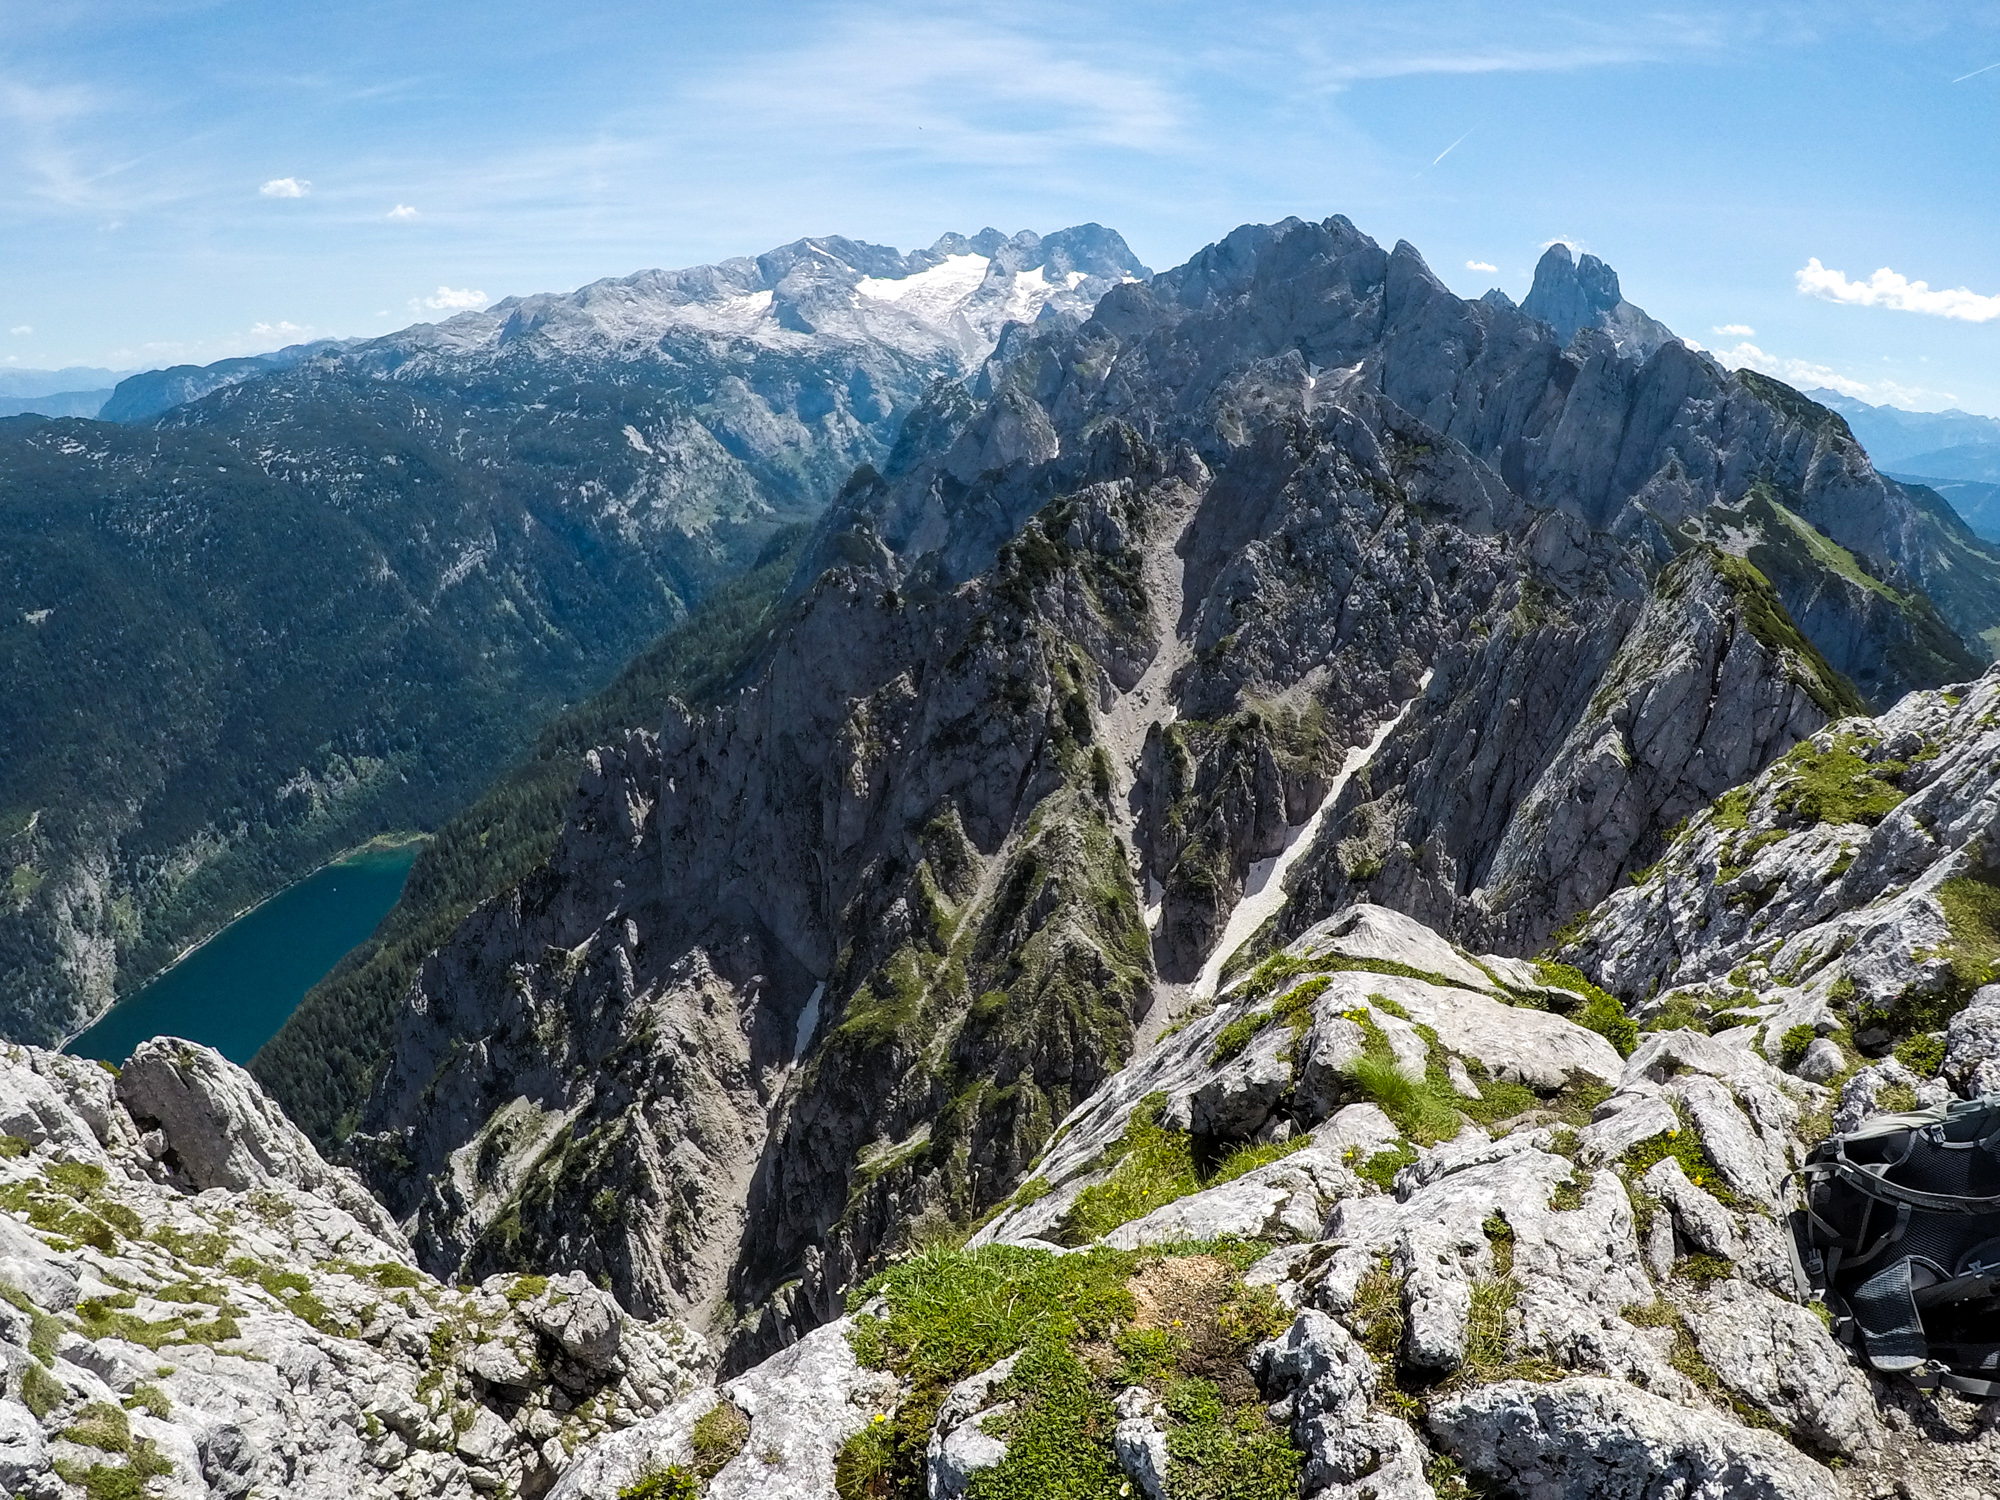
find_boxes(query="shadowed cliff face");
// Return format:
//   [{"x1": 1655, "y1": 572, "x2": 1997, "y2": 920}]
[{"x1": 352, "y1": 214, "x2": 1998, "y2": 1367}]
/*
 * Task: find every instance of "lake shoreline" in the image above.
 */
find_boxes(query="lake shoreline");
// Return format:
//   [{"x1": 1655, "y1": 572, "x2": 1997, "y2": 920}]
[{"x1": 59, "y1": 832, "x2": 429, "y2": 1060}]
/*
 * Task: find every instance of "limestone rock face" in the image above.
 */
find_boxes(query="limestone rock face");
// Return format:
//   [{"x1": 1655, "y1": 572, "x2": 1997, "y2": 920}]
[
  {"x1": 547, "y1": 1318, "x2": 896, "y2": 1500},
  {"x1": 349, "y1": 213, "x2": 2000, "y2": 1379},
  {"x1": 549, "y1": 820, "x2": 1998, "y2": 1499},
  {"x1": 1520, "y1": 242, "x2": 1677, "y2": 360},
  {"x1": 0, "y1": 1041, "x2": 704, "y2": 1500}
]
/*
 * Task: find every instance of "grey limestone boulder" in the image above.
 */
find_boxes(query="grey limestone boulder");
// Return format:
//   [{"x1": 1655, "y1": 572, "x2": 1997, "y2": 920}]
[
  {"x1": 1291, "y1": 903, "x2": 1496, "y2": 993},
  {"x1": 1103, "y1": 1135, "x2": 1364, "y2": 1249},
  {"x1": 1945, "y1": 984, "x2": 2000, "y2": 1097},
  {"x1": 1111, "y1": 1385, "x2": 1169, "y2": 1500},
  {"x1": 1255, "y1": 1310, "x2": 1436, "y2": 1498},
  {"x1": 1833, "y1": 1058, "x2": 1951, "y2": 1135},
  {"x1": 524, "y1": 1272, "x2": 623, "y2": 1369},
  {"x1": 116, "y1": 1037, "x2": 410, "y2": 1250},
  {"x1": 1795, "y1": 1037, "x2": 1847, "y2": 1085},
  {"x1": 1681, "y1": 1279, "x2": 1884, "y2": 1459},
  {"x1": 927, "y1": 1353, "x2": 1018, "y2": 1499},
  {"x1": 1428, "y1": 1376, "x2": 1838, "y2": 1500},
  {"x1": 1640, "y1": 1156, "x2": 1741, "y2": 1261}
]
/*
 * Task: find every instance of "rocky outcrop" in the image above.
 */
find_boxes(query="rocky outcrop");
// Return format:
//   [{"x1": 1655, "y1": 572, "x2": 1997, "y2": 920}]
[
  {"x1": 545, "y1": 1318, "x2": 896, "y2": 1500},
  {"x1": 1428, "y1": 1378, "x2": 1838, "y2": 1500},
  {"x1": 1559, "y1": 659, "x2": 2000, "y2": 1068},
  {"x1": 115, "y1": 1039, "x2": 407, "y2": 1249},
  {"x1": 541, "y1": 871, "x2": 2000, "y2": 1498},
  {"x1": 0, "y1": 1040, "x2": 706, "y2": 1498}
]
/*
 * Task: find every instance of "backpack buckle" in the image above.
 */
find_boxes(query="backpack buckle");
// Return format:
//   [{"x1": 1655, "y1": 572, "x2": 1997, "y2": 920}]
[{"x1": 1908, "y1": 1359, "x2": 1952, "y2": 1390}]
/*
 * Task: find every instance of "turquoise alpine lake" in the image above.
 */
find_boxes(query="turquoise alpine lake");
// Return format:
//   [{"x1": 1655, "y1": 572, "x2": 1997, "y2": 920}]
[{"x1": 67, "y1": 841, "x2": 421, "y2": 1067}]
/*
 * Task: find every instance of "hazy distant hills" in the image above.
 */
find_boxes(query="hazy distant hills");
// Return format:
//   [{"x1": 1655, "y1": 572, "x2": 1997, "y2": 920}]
[
  {"x1": 1809, "y1": 388, "x2": 2000, "y2": 542},
  {"x1": 0, "y1": 365, "x2": 129, "y2": 398},
  {"x1": 1810, "y1": 388, "x2": 2000, "y2": 477},
  {"x1": 0, "y1": 225, "x2": 1146, "y2": 1047},
  {"x1": 0, "y1": 389, "x2": 112, "y2": 419},
  {"x1": 0, "y1": 365, "x2": 132, "y2": 419}
]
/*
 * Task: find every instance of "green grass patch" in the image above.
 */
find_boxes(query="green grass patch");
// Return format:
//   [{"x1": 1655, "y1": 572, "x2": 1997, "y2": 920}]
[
  {"x1": 1352, "y1": 1140, "x2": 1417, "y2": 1192},
  {"x1": 838, "y1": 1242, "x2": 1297, "y2": 1500},
  {"x1": 1938, "y1": 868, "x2": 2000, "y2": 993},
  {"x1": 1620, "y1": 1121, "x2": 1740, "y2": 1207},
  {"x1": 1645, "y1": 994, "x2": 1708, "y2": 1034},
  {"x1": 1704, "y1": 544, "x2": 1870, "y2": 720},
  {"x1": 21, "y1": 1359, "x2": 64, "y2": 1418},
  {"x1": 1771, "y1": 733, "x2": 1907, "y2": 827},
  {"x1": 1780, "y1": 1024, "x2": 1818, "y2": 1068},
  {"x1": 618, "y1": 1467, "x2": 700, "y2": 1500},
  {"x1": 62, "y1": 1400, "x2": 131, "y2": 1453},
  {"x1": 1350, "y1": 1258, "x2": 1404, "y2": 1363},
  {"x1": 1056, "y1": 1096, "x2": 1315, "y2": 1244},
  {"x1": 0, "y1": 1278, "x2": 66, "y2": 1363},
  {"x1": 1162, "y1": 1374, "x2": 1299, "y2": 1500},
  {"x1": 1674, "y1": 1253, "x2": 1736, "y2": 1286},
  {"x1": 1531, "y1": 961, "x2": 1637, "y2": 1057},
  {"x1": 1894, "y1": 1034, "x2": 1945, "y2": 1077},
  {"x1": 124, "y1": 1384, "x2": 169, "y2": 1419},
  {"x1": 691, "y1": 1399, "x2": 750, "y2": 1479}
]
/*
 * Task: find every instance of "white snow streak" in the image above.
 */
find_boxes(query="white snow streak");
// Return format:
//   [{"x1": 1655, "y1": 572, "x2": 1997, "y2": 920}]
[{"x1": 1192, "y1": 671, "x2": 1434, "y2": 1002}]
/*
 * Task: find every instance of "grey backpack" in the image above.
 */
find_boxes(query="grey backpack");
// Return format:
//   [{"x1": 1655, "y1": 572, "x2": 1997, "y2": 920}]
[{"x1": 1796, "y1": 1093, "x2": 2000, "y2": 1395}]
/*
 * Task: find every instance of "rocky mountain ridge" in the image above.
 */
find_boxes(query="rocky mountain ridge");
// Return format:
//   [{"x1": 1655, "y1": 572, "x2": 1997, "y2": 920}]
[{"x1": 308, "y1": 215, "x2": 2000, "y2": 1406}]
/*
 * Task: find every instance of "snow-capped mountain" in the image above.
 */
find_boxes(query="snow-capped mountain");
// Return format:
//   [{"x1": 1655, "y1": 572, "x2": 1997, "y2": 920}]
[{"x1": 319, "y1": 225, "x2": 1147, "y2": 376}]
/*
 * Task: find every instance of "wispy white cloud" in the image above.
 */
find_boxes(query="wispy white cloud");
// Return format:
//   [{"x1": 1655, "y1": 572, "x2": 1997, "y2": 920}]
[
  {"x1": 387, "y1": 203, "x2": 418, "y2": 219},
  {"x1": 249, "y1": 320, "x2": 312, "y2": 339},
  {"x1": 1466, "y1": 259, "x2": 1497, "y2": 273},
  {"x1": 1271, "y1": 7, "x2": 1727, "y2": 91},
  {"x1": 1703, "y1": 338, "x2": 1958, "y2": 410},
  {"x1": 1713, "y1": 323, "x2": 1754, "y2": 336},
  {"x1": 416, "y1": 286, "x2": 487, "y2": 311},
  {"x1": 259, "y1": 176, "x2": 309, "y2": 198},
  {"x1": 8, "y1": 325, "x2": 28, "y2": 335},
  {"x1": 1797, "y1": 258, "x2": 2000, "y2": 322},
  {"x1": 687, "y1": 14, "x2": 1181, "y2": 167}
]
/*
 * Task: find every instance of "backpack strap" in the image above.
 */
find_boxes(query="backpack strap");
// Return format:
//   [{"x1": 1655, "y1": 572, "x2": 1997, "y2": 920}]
[
  {"x1": 1852, "y1": 1255, "x2": 1930, "y2": 1374},
  {"x1": 1800, "y1": 1153, "x2": 2000, "y2": 1215}
]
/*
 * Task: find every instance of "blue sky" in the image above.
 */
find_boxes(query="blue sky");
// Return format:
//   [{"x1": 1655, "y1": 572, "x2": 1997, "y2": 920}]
[{"x1": 3, "y1": 1, "x2": 1998, "y2": 412}]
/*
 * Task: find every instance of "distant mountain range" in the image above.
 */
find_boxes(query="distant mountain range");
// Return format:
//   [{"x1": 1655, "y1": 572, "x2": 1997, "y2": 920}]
[
  {"x1": 1808, "y1": 388, "x2": 2000, "y2": 542},
  {"x1": 0, "y1": 365, "x2": 132, "y2": 419},
  {"x1": 0, "y1": 225, "x2": 1147, "y2": 1048},
  {"x1": 0, "y1": 365, "x2": 131, "y2": 399}
]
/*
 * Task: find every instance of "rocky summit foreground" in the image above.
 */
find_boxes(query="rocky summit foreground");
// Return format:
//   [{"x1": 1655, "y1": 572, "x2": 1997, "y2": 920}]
[{"x1": 9, "y1": 212, "x2": 2000, "y2": 1498}]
